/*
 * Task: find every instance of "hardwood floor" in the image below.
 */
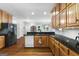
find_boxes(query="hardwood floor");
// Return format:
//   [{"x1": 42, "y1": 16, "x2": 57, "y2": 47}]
[{"x1": 0, "y1": 37, "x2": 53, "y2": 56}]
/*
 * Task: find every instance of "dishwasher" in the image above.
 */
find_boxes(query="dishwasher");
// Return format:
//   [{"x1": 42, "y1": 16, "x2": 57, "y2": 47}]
[{"x1": 25, "y1": 36, "x2": 34, "y2": 47}]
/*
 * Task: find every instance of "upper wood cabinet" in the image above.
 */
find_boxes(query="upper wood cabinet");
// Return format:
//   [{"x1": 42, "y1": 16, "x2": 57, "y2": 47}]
[
  {"x1": 56, "y1": 4, "x2": 60, "y2": 15},
  {"x1": 67, "y1": 4, "x2": 77, "y2": 27},
  {"x1": 55, "y1": 14, "x2": 60, "y2": 28},
  {"x1": 60, "y1": 3, "x2": 67, "y2": 12},
  {"x1": 76, "y1": 4, "x2": 79, "y2": 24},
  {"x1": 51, "y1": 3, "x2": 79, "y2": 29},
  {"x1": 60, "y1": 9, "x2": 67, "y2": 28},
  {"x1": 0, "y1": 10, "x2": 12, "y2": 24},
  {"x1": 8, "y1": 14, "x2": 12, "y2": 23},
  {"x1": 2, "y1": 11, "x2": 8, "y2": 23},
  {"x1": 52, "y1": 8, "x2": 56, "y2": 28}
]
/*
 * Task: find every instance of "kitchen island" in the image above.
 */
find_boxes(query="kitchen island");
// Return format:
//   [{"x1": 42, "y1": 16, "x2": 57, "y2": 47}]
[{"x1": 24, "y1": 32, "x2": 55, "y2": 47}]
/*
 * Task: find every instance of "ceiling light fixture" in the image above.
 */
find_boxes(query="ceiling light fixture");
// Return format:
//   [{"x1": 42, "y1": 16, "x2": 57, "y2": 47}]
[
  {"x1": 32, "y1": 12, "x2": 35, "y2": 15},
  {"x1": 43, "y1": 11, "x2": 47, "y2": 15}
]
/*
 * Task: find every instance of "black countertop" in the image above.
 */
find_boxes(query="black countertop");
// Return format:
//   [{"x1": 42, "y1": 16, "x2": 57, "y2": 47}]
[
  {"x1": 24, "y1": 32, "x2": 55, "y2": 36},
  {"x1": 50, "y1": 34, "x2": 79, "y2": 53}
]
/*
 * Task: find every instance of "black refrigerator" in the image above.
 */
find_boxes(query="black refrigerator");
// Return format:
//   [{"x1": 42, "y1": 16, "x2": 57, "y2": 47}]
[{"x1": 0, "y1": 23, "x2": 17, "y2": 47}]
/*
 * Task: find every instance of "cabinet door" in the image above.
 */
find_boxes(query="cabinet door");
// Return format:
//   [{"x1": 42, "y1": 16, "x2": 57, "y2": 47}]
[
  {"x1": 48, "y1": 37, "x2": 55, "y2": 55},
  {"x1": 60, "y1": 3, "x2": 66, "y2": 12},
  {"x1": 8, "y1": 15, "x2": 12, "y2": 23},
  {"x1": 54, "y1": 40, "x2": 60, "y2": 56},
  {"x1": 52, "y1": 8, "x2": 56, "y2": 28},
  {"x1": 0, "y1": 10, "x2": 2, "y2": 29},
  {"x1": 0, "y1": 36, "x2": 5, "y2": 49},
  {"x1": 67, "y1": 4, "x2": 76, "y2": 26},
  {"x1": 69, "y1": 49, "x2": 79, "y2": 56},
  {"x1": 55, "y1": 14, "x2": 60, "y2": 28},
  {"x1": 60, "y1": 43, "x2": 69, "y2": 56},
  {"x1": 60, "y1": 49, "x2": 68, "y2": 56},
  {"x1": 2, "y1": 11, "x2": 8, "y2": 23},
  {"x1": 34, "y1": 36, "x2": 39, "y2": 47},
  {"x1": 41, "y1": 36, "x2": 47, "y2": 47},
  {"x1": 76, "y1": 4, "x2": 79, "y2": 24},
  {"x1": 56, "y1": 4, "x2": 60, "y2": 15},
  {"x1": 60, "y1": 9, "x2": 67, "y2": 28}
]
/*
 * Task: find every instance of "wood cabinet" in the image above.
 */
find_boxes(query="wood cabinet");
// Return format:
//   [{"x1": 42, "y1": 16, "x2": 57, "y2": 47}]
[
  {"x1": 60, "y1": 9, "x2": 67, "y2": 28},
  {"x1": 75, "y1": 4, "x2": 79, "y2": 24},
  {"x1": 67, "y1": 4, "x2": 77, "y2": 27},
  {"x1": 0, "y1": 36, "x2": 5, "y2": 49},
  {"x1": 55, "y1": 14, "x2": 60, "y2": 28},
  {"x1": 2, "y1": 11, "x2": 8, "y2": 23},
  {"x1": 54, "y1": 40, "x2": 60, "y2": 56},
  {"x1": 49, "y1": 36, "x2": 79, "y2": 56},
  {"x1": 34, "y1": 35, "x2": 48, "y2": 47},
  {"x1": 60, "y1": 3, "x2": 67, "y2": 12},
  {"x1": 8, "y1": 14, "x2": 12, "y2": 23},
  {"x1": 59, "y1": 43, "x2": 69, "y2": 56},
  {"x1": 52, "y1": 8, "x2": 56, "y2": 28},
  {"x1": 0, "y1": 10, "x2": 2, "y2": 29},
  {"x1": 56, "y1": 4, "x2": 60, "y2": 15},
  {"x1": 48, "y1": 37, "x2": 55, "y2": 55},
  {"x1": 69, "y1": 49, "x2": 79, "y2": 56},
  {"x1": 0, "y1": 10, "x2": 12, "y2": 24},
  {"x1": 51, "y1": 3, "x2": 79, "y2": 29}
]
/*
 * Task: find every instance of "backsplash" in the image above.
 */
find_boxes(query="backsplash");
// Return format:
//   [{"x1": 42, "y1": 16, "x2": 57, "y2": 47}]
[{"x1": 54, "y1": 28, "x2": 79, "y2": 40}]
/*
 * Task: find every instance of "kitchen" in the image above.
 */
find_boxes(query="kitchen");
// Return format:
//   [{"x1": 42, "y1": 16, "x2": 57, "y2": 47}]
[{"x1": 0, "y1": 3, "x2": 79, "y2": 56}]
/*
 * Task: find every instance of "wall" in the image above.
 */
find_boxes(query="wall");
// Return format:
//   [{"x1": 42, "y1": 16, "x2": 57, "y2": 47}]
[
  {"x1": 54, "y1": 28, "x2": 79, "y2": 39},
  {"x1": 12, "y1": 17, "x2": 25, "y2": 39}
]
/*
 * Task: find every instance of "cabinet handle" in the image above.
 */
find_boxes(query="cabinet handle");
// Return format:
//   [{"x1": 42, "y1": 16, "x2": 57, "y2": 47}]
[{"x1": 76, "y1": 19, "x2": 79, "y2": 22}]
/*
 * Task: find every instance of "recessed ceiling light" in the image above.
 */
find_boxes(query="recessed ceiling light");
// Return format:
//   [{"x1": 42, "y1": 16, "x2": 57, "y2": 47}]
[
  {"x1": 32, "y1": 12, "x2": 35, "y2": 15},
  {"x1": 43, "y1": 11, "x2": 47, "y2": 15}
]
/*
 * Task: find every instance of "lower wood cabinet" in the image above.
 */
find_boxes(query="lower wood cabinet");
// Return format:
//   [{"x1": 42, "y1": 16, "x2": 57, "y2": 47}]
[
  {"x1": 34, "y1": 35, "x2": 48, "y2": 47},
  {"x1": 0, "y1": 36, "x2": 5, "y2": 49},
  {"x1": 48, "y1": 37, "x2": 55, "y2": 55},
  {"x1": 59, "y1": 43, "x2": 69, "y2": 56},
  {"x1": 54, "y1": 40, "x2": 60, "y2": 56},
  {"x1": 69, "y1": 49, "x2": 79, "y2": 56}
]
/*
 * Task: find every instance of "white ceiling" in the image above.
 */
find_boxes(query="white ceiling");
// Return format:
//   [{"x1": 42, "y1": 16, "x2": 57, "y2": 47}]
[{"x1": 0, "y1": 3, "x2": 56, "y2": 24}]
